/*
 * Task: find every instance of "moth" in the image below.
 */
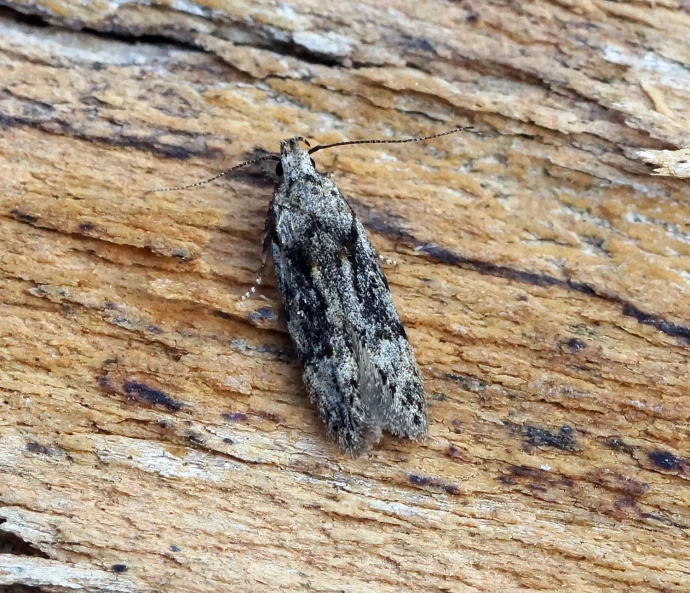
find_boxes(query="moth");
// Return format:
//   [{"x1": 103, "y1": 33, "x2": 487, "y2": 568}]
[{"x1": 152, "y1": 126, "x2": 469, "y2": 456}]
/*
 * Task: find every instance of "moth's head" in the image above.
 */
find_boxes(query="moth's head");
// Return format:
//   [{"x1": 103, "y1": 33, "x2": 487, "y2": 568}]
[{"x1": 277, "y1": 136, "x2": 316, "y2": 180}]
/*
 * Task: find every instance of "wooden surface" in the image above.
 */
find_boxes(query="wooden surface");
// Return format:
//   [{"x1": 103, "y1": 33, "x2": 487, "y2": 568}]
[{"x1": 1, "y1": 1, "x2": 689, "y2": 591}]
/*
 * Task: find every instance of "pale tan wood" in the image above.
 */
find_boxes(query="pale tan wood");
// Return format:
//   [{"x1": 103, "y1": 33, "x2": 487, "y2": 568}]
[
  {"x1": 0, "y1": 2, "x2": 689, "y2": 592},
  {"x1": 636, "y1": 147, "x2": 690, "y2": 178}
]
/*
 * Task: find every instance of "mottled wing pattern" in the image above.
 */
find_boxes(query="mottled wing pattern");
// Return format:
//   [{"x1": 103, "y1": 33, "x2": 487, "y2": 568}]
[{"x1": 269, "y1": 172, "x2": 427, "y2": 456}]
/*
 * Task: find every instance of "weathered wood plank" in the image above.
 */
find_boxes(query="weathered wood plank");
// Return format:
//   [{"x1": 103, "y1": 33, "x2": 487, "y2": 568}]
[{"x1": 0, "y1": 2, "x2": 689, "y2": 591}]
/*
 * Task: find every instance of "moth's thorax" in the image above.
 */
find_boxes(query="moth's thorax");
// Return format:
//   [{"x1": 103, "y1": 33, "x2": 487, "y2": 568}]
[{"x1": 279, "y1": 137, "x2": 314, "y2": 183}]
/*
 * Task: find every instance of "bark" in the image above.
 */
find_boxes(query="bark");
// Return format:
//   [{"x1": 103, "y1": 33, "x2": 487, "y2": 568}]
[{"x1": 0, "y1": 1, "x2": 689, "y2": 592}]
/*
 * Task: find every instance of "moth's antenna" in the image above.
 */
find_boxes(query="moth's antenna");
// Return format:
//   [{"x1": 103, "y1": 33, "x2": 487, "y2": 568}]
[
  {"x1": 146, "y1": 155, "x2": 280, "y2": 194},
  {"x1": 308, "y1": 126, "x2": 474, "y2": 155}
]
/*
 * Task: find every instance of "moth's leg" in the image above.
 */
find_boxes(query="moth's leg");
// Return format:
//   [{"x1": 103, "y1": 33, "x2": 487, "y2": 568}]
[
  {"x1": 378, "y1": 254, "x2": 398, "y2": 266},
  {"x1": 241, "y1": 202, "x2": 276, "y2": 301}
]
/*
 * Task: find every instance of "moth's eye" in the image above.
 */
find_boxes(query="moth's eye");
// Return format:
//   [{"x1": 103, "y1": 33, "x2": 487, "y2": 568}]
[
  {"x1": 275, "y1": 162, "x2": 283, "y2": 176},
  {"x1": 310, "y1": 158, "x2": 316, "y2": 168}
]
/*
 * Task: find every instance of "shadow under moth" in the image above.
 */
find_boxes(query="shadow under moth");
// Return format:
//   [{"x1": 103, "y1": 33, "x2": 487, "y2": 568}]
[{"x1": 151, "y1": 126, "x2": 470, "y2": 456}]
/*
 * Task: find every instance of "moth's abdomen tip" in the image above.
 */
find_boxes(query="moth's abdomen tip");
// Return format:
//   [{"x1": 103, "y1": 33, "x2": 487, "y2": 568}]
[{"x1": 334, "y1": 424, "x2": 383, "y2": 458}]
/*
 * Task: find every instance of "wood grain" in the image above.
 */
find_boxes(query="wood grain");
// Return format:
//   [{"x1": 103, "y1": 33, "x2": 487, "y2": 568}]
[{"x1": 0, "y1": 1, "x2": 689, "y2": 591}]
